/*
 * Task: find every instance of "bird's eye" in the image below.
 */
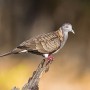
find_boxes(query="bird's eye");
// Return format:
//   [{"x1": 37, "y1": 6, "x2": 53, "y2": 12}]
[{"x1": 65, "y1": 26, "x2": 68, "y2": 28}]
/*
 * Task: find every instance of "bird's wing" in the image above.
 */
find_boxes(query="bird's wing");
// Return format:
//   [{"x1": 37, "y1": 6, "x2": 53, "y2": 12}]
[{"x1": 17, "y1": 30, "x2": 63, "y2": 54}]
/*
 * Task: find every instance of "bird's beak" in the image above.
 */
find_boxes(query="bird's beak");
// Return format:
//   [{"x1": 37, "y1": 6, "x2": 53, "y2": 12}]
[{"x1": 71, "y1": 29, "x2": 75, "y2": 34}]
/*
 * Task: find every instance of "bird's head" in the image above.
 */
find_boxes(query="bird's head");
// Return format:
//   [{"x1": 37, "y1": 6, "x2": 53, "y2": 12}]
[{"x1": 61, "y1": 23, "x2": 75, "y2": 34}]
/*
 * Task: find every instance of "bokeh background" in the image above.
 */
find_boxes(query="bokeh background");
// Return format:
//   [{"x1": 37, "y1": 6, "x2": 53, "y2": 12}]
[{"x1": 0, "y1": 0, "x2": 90, "y2": 90}]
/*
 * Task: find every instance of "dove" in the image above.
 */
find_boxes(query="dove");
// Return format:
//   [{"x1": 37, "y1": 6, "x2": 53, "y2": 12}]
[{"x1": 0, "y1": 23, "x2": 75, "y2": 61}]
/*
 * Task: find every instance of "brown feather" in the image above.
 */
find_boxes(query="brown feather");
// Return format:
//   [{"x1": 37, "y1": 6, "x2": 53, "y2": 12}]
[{"x1": 17, "y1": 29, "x2": 63, "y2": 54}]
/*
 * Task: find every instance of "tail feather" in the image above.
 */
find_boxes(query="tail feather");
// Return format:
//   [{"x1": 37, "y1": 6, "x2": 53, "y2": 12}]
[
  {"x1": 0, "y1": 48, "x2": 28, "y2": 57},
  {"x1": 0, "y1": 51, "x2": 12, "y2": 57}
]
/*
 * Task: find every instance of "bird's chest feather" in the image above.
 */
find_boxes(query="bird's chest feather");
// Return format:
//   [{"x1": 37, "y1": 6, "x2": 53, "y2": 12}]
[
  {"x1": 60, "y1": 32, "x2": 68, "y2": 49},
  {"x1": 53, "y1": 32, "x2": 68, "y2": 54}
]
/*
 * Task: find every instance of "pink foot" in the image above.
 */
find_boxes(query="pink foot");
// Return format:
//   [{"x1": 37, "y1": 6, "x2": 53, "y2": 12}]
[{"x1": 47, "y1": 55, "x2": 54, "y2": 61}]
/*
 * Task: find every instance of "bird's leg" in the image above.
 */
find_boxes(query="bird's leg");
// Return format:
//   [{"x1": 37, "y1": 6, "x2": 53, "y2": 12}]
[
  {"x1": 43, "y1": 54, "x2": 53, "y2": 72},
  {"x1": 43, "y1": 54, "x2": 54, "y2": 61},
  {"x1": 47, "y1": 55, "x2": 54, "y2": 61}
]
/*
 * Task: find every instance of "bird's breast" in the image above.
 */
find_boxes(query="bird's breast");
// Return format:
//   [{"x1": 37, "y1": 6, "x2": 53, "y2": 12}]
[{"x1": 60, "y1": 32, "x2": 68, "y2": 49}]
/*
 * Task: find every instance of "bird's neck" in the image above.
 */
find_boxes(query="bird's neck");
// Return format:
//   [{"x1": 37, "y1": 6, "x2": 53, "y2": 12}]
[
  {"x1": 56, "y1": 28, "x2": 68, "y2": 41},
  {"x1": 60, "y1": 29, "x2": 68, "y2": 49},
  {"x1": 63, "y1": 31, "x2": 68, "y2": 40},
  {"x1": 59, "y1": 28, "x2": 68, "y2": 40},
  {"x1": 56, "y1": 28, "x2": 63, "y2": 41}
]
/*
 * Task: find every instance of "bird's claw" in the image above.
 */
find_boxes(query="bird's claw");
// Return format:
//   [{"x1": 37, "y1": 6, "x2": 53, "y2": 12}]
[{"x1": 47, "y1": 55, "x2": 54, "y2": 61}]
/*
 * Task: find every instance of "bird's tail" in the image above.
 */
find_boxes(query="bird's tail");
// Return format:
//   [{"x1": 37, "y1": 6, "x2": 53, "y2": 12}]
[
  {"x1": 0, "y1": 48, "x2": 27, "y2": 57},
  {"x1": 0, "y1": 51, "x2": 12, "y2": 57}
]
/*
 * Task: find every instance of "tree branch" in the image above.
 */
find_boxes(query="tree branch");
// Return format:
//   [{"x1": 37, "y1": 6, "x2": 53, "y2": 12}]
[{"x1": 12, "y1": 59, "x2": 53, "y2": 90}]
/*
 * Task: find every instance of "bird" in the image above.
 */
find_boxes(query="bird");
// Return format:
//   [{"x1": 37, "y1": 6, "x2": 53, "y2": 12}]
[{"x1": 0, "y1": 23, "x2": 75, "y2": 61}]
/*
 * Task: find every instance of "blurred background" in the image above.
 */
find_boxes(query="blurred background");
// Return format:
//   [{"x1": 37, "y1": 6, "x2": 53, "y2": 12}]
[{"x1": 0, "y1": 0, "x2": 90, "y2": 90}]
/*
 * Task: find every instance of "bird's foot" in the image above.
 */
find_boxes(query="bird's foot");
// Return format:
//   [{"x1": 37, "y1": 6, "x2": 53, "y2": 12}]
[
  {"x1": 47, "y1": 55, "x2": 54, "y2": 61},
  {"x1": 43, "y1": 54, "x2": 54, "y2": 61}
]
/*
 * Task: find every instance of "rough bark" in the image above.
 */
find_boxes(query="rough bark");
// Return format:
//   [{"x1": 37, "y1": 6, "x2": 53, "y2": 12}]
[{"x1": 12, "y1": 59, "x2": 53, "y2": 90}]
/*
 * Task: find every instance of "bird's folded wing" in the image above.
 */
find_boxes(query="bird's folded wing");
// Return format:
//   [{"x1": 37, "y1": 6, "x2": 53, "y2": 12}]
[{"x1": 17, "y1": 30, "x2": 63, "y2": 54}]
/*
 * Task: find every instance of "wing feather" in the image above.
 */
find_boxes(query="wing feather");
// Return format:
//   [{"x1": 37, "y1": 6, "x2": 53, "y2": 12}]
[{"x1": 17, "y1": 30, "x2": 63, "y2": 54}]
